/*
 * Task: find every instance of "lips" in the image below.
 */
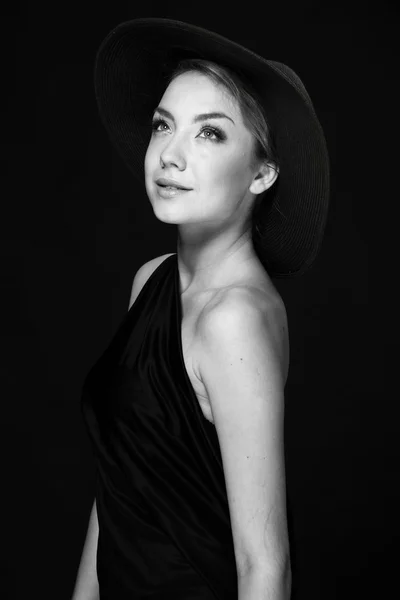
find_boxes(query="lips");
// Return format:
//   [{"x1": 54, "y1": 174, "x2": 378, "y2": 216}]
[
  {"x1": 155, "y1": 177, "x2": 192, "y2": 190},
  {"x1": 159, "y1": 185, "x2": 182, "y2": 190}
]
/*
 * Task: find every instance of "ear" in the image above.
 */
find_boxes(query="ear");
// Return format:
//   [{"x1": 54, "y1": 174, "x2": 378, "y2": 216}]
[{"x1": 249, "y1": 161, "x2": 279, "y2": 195}]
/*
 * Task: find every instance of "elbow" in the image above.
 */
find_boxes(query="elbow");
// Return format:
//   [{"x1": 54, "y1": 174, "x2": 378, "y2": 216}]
[
  {"x1": 241, "y1": 553, "x2": 292, "y2": 600},
  {"x1": 271, "y1": 554, "x2": 292, "y2": 597},
  {"x1": 281, "y1": 555, "x2": 292, "y2": 600}
]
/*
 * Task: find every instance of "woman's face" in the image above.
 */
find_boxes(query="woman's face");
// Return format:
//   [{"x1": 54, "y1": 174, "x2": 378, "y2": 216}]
[{"x1": 144, "y1": 71, "x2": 261, "y2": 230}]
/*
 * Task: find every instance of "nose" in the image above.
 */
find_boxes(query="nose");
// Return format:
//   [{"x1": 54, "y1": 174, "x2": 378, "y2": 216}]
[{"x1": 159, "y1": 134, "x2": 186, "y2": 171}]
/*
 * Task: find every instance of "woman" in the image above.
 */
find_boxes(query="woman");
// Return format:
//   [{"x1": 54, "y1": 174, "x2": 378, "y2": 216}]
[{"x1": 73, "y1": 18, "x2": 329, "y2": 600}]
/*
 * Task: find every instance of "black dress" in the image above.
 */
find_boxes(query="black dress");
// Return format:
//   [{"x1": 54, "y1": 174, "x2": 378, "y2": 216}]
[{"x1": 81, "y1": 253, "x2": 238, "y2": 599}]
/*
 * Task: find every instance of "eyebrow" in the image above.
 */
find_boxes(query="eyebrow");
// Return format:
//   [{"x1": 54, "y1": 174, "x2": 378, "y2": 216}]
[{"x1": 153, "y1": 106, "x2": 235, "y2": 125}]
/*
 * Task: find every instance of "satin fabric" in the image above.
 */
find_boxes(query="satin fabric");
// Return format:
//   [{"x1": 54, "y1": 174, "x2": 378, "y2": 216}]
[{"x1": 81, "y1": 254, "x2": 238, "y2": 599}]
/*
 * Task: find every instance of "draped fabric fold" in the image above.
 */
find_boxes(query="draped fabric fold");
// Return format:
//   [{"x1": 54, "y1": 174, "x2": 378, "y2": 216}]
[{"x1": 81, "y1": 254, "x2": 238, "y2": 599}]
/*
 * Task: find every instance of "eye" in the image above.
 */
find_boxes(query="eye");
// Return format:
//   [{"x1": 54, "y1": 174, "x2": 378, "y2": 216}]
[
  {"x1": 151, "y1": 118, "x2": 226, "y2": 143},
  {"x1": 151, "y1": 118, "x2": 170, "y2": 133},
  {"x1": 198, "y1": 126, "x2": 225, "y2": 142}
]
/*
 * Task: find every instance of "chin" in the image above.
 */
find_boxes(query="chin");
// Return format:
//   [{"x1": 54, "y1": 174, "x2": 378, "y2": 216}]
[{"x1": 151, "y1": 201, "x2": 184, "y2": 224}]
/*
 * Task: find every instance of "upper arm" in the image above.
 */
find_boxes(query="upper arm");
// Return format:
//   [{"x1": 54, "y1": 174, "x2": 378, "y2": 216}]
[
  {"x1": 128, "y1": 253, "x2": 175, "y2": 310},
  {"x1": 197, "y1": 289, "x2": 290, "y2": 576}
]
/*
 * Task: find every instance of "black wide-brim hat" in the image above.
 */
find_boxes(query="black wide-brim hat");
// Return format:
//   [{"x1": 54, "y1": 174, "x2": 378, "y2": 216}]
[{"x1": 94, "y1": 18, "x2": 330, "y2": 278}]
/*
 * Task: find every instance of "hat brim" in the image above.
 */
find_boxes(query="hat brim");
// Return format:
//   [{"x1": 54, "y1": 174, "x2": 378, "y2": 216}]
[{"x1": 94, "y1": 18, "x2": 330, "y2": 277}]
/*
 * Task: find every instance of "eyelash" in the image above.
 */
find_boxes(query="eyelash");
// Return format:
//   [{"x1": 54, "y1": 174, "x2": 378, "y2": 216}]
[{"x1": 151, "y1": 118, "x2": 226, "y2": 143}]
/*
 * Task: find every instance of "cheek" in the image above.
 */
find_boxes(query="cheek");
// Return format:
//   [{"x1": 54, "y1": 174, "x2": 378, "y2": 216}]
[
  {"x1": 144, "y1": 144, "x2": 154, "y2": 174},
  {"x1": 144, "y1": 146, "x2": 159, "y2": 199},
  {"x1": 208, "y1": 152, "x2": 250, "y2": 191},
  {"x1": 144, "y1": 145, "x2": 161, "y2": 188}
]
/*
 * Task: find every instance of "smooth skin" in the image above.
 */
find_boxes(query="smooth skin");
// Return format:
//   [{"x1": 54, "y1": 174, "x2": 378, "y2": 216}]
[
  {"x1": 145, "y1": 71, "x2": 278, "y2": 295},
  {"x1": 145, "y1": 72, "x2": 291, "y2": 597},
  {"x1": 73, "y1": 71, "x2": 290, "y2": 599}
]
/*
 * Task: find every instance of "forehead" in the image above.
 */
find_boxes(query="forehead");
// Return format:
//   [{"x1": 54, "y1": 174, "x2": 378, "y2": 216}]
[{"x1": 161, "y1": 71, "x2": 239, "y2": 117}]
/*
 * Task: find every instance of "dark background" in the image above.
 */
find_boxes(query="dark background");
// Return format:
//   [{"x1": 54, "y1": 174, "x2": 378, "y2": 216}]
[{"x1": 1, "y1": 1, "x2": 397, "y2": 598}]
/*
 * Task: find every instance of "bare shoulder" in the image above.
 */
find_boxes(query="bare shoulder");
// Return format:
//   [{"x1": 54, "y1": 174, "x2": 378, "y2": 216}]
[
  {"x1": 198, "y1": 282, "x2": 290, "y2": 385},
  {"x1": 200, "y1": 279, "x2": 288, "y2": 337},
  {"x1": 128, "y1": 252, "x2": 176, "y2": 309},
  {"x1": 193, "y1": 283, "x2": 290, "y2": 577}
]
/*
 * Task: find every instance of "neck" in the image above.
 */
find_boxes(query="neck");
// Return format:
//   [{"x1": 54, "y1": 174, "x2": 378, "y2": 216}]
[{"x1": 176, "y1": 226, "x2": 255, "y2": 295}]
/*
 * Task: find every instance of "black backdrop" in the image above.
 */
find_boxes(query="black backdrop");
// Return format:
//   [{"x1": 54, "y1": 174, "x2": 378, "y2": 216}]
[{"x1": 1, "y1": 1, "x2": 397, "y2": 599}]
